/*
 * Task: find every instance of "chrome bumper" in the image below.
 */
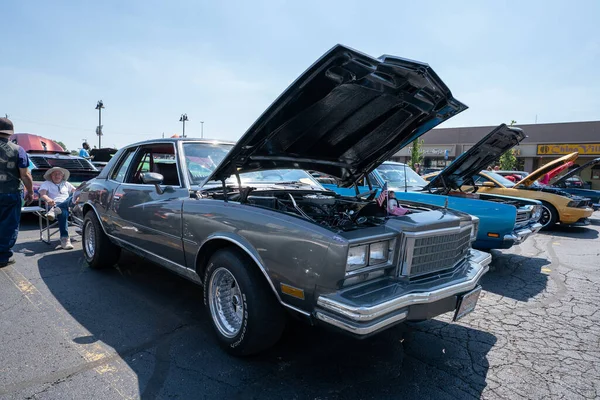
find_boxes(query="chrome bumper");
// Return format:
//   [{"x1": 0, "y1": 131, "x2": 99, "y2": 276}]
[
  {"x1": 314, "y1": 249, "x2": 492, "y2": 336},
  {"x1": 503, "y1": 222, "x2": 543, "y2": 244}
]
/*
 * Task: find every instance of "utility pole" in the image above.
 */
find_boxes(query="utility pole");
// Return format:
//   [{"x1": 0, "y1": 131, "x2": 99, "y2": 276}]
[
  {"x1": 179, "y1": 114, "x2": 189, "y2": 137},
  {"x1": 200, "y1": 121, "x2": 204, "y2": 138},
  {"x1": 95, "y1": 100, "x2": 105, "y2": 148}
]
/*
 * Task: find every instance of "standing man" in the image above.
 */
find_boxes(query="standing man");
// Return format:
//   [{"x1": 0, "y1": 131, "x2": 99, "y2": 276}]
[
  {"x1": 414, "y1": 162, "x2": 422, "y2": 175},
  {"x1": 0, "y1": 118, "x2": 34, "y2": 267},
  {"x1": 79, "y1": 142, "x2": 92, "y2": 159}
]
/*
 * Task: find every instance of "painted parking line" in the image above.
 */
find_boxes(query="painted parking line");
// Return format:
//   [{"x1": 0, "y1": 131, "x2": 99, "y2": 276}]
[{"x1": 1, "y1": 265, "x2": 136, "y2": 399}]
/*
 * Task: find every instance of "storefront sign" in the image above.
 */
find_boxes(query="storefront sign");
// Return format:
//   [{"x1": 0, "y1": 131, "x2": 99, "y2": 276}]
[
  {"x1": 537, "y1": 143, "x2": 600, "y2": 155},
  {"x1": 399, "y1": 145, "x2": 456, "y2": 157}
]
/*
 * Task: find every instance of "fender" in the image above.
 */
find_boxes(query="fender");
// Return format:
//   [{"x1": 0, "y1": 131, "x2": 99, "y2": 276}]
[{"x1": 195, "y1": 233, "x2": 311, "y2": 317}]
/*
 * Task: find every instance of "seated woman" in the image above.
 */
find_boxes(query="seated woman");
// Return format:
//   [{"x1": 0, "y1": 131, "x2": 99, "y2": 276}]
[{"x1": 38, "y1": 167, "x2": 76, "y2": 250}]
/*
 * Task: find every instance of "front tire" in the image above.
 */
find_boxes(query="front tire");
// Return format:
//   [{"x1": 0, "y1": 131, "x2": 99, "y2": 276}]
[
  {"x1": 539, "y1": 201, "x2": 558, "y2": 230},
  {"x1": 203, "y1": 249, "x2": 285, "y2": 356},
  {"x1": 82, "y1": 211, "x2": 121, "y2": 269}
]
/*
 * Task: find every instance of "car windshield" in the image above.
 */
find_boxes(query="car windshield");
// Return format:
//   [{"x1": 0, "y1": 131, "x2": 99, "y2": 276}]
[
  {"x1": 482, "y1": 171, "x2": 516, "y2": 188},
  {"x1": 183, "y1": 142, "x2": 234, "y2": 185},
  {"x1": 182, "y1": 143, "x2": 323, "y2": 189},
  {"x1": 376, "y1": 164, "x2": 428, "y2": 187},
  {"x1": 234, "y1": 169, "x2": 323, "y2": 186},
  {"x1": 203, "y1": 169, "x2": 324, "y2": 189}
]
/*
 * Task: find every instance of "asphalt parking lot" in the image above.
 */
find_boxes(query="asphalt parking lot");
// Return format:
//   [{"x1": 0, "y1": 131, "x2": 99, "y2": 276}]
[{"x1": 1, "y1": 213, "x2": 599, "y2": 400}]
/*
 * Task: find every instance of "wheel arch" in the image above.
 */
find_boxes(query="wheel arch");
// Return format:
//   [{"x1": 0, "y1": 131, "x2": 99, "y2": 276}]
[
  {"x1": 81, "y1": 202, "x2": 111, "y2": 236},
  {"x1": 194, "y1": 235, "x2": 284, "y2": 305}
]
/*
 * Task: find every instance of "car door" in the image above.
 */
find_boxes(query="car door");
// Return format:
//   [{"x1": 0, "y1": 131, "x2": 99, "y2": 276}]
[{"x1": 110, "y1": 143, "x2": 187, "y2": 266}]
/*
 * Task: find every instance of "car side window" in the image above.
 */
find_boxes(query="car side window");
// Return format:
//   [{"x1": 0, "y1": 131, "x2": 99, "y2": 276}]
[
  {"x1": 110, "y1": 149, "x2": 137, "y2": 183},
  {"x1": 125, "y1": 144, "x2": 180, "y2": 186}
]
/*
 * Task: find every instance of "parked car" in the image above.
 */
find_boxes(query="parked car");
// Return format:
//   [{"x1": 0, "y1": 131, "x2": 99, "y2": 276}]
[
  {"x1": 73, "y1": 45, "x2": 491, "y2": 355},
  {"x1": 550, "y1": 157, "x2": 600, "y2": 210},
  {"x1": 425, "y1": 152, "x2": 594, "y2": 229},
  {"x1": 322, "y1": 124, "x2": 543, "y2": 250},
  {"x1": 497, "y1": 166, "x2": 600, "y2": 211},
  {"x1": 10, "y1": 133, "x2": 99, "y2": 201},
  {"x1": 89, "y1": 147, "x2": 118, "y2": 171}
]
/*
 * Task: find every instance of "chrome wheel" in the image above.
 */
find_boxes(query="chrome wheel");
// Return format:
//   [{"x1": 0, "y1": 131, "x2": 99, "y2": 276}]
[
  {"x1": 84, "y1": 221, "x2": 96, "y2": 258},
  {"x1": 208, "y1": 267, "x2": 244, "y2": 338},
  {"x1": 540, "y1": 205, "x2": 552, "y2": 227}
]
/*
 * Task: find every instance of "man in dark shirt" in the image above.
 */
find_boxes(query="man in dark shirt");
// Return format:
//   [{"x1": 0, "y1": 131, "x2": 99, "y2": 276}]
[{"x1": 0, "y1": 118, "x2": 34, "y2": 267}]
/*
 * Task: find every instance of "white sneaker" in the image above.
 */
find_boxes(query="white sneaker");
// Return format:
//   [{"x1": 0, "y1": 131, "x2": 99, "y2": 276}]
[
  {"x1": 61, "y1": 237, "x2": 74, "y2": 250},
  {"x1": 46, "y1": 207, "x2": 62, "y2": 221}
]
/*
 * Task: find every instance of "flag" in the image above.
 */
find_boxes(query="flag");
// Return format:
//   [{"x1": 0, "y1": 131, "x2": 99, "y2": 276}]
[{"x1": 377, "y1": 182, "x2": 388, "y2": 208}]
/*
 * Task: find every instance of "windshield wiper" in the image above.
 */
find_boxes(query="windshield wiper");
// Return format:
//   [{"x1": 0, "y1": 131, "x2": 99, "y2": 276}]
[{"x1": 271, "y1": 181, "x2": 311, "y2": 186}]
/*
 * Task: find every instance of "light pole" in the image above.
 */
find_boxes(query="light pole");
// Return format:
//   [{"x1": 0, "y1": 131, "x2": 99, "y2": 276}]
[
  {"x1": 95, "y1": 100, "x2": 104, "y2": 148},
  {"x1": 179, "y1": 114, "x2": 189, "y2": 137},
  {"x1": 200, "y1": 121, "x2": 204, "y2": 138}
]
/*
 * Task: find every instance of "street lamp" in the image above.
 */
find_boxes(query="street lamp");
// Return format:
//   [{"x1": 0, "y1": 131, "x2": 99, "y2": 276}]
[
  {"x1": 95, "y1": 100, "x2": 105, "y2": 148},
  {"x1": 200, "y1": 121, "x2": 204, "y2": 138},
  {"x1": 179, "y1": 113, "x2": 189, "y2": 138}
]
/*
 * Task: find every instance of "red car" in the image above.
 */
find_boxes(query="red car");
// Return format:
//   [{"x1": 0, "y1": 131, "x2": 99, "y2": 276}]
[{"x1": 10, "y1": 133, "x2": 100, "y2": 201}]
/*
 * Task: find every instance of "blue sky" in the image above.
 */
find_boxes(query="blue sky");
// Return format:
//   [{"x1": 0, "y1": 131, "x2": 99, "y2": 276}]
[{"x1": 2, "y1": 0, "x2": 599, "y2": 151}]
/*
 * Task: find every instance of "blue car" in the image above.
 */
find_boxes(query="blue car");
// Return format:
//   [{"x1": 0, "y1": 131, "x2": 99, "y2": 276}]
[{"x1": 322, "y1": 124, "x2": 543, "y2": 250}]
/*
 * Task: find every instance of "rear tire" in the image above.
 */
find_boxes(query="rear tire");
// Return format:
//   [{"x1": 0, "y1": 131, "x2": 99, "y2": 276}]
[
  {"x1": 539, "y1": 201, "x2": 558, "y2": 230},
  {"x1": 203, "y1": 248, "x2": 285, "y2": 356},
  {"x1": 82, "y1": 211, "x2": 121, "y2": 269}
]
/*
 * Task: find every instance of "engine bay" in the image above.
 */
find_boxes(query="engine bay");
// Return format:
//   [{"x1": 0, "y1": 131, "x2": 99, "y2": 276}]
[{"x1": 197, "y1": 187, "x2": 427, "y2": 232}]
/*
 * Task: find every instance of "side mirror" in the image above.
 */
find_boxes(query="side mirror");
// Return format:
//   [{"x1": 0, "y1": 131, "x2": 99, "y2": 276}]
[
  {"x1": 141, "y1": 172, "x2": 165, "y2": 194},
  {"x1": 482, "y1": 181, "x2": 496, "y2": 188}
]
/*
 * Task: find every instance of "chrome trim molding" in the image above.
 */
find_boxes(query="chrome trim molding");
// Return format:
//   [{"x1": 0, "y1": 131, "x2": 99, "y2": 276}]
[
  {"x1": 315, "y1": 310, "x2": 408, "y2": 335},
  {"x1": 317, "y1": 249, "x2": 491, "y2": 323}
]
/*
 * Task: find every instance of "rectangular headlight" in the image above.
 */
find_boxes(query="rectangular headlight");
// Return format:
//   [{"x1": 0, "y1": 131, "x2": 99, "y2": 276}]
[
  {"x1": 346, "y1": 245, "x2": 368, "y2": 272},
  {"x1": 369, "y1": 241, "x2": 389, "y2": 265}
]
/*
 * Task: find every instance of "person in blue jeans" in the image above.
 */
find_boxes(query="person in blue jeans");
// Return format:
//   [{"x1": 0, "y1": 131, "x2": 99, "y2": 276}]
[
  {"x1": 0, "y1": 117, "x2": 34, "y2": 268},
  {"x1": 38, "y1": 167, "x2": 76, "y2": 250}
]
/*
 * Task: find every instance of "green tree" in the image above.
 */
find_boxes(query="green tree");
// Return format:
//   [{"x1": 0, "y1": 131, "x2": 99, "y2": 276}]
[
  {"x1": 409, "y1": 138, "x2": 424, "y2": 170},
  {"x1": 498, "y1": 120, "x2": 518, "y2": 170},
  {"x1": 54, "y1": 140, "x2": 68, "y2": 151}
]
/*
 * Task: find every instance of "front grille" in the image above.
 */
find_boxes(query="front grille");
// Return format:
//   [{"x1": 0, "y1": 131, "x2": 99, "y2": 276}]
[
  {"x1": 30, "y1": 156, "x2": 96, "y2": 171},
  {"x1": 399, "y1": 226, "x2": 472, "y2": 278},
  {"x1": 516, "y1": 210, "x2": 531, "y2": 223}
]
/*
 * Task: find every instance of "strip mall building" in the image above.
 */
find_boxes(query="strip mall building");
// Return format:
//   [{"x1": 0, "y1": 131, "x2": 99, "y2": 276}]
[{"x1": 392, "y1": 120, "x2": 600, "y2": 190}]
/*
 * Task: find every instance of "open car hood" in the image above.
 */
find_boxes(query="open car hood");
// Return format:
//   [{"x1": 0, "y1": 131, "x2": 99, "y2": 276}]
[
  {"x1": 516, "y1": 152, "x2": 579, "y2": 187},
  {"x1": 552, "y1": 157, "x2": 600, "y2": 186},
  {"x1": 207, "y1": 44, "x2": 467, "y2": 187},
  {"x1": 426, "y1": 124, "x2": 526, "y2": 190}
]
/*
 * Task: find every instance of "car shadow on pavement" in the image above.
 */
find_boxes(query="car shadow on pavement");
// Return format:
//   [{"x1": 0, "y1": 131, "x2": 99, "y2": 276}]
[
  {"x1": 538, "y1": 225, "x2": 599, "y2": 239},
  {"x1": 38, "y1": 250, "x2": 497, "y2": 400},
  {"x1": 480, "y1": 251, "x2": 550, "y2": 302}
]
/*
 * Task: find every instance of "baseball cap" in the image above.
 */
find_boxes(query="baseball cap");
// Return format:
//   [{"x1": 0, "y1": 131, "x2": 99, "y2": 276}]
[{"x1": 0, "y1": 117, "x2": 14, "y2": 135}]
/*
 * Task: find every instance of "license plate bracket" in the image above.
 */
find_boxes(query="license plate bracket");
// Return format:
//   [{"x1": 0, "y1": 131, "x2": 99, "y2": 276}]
[{"x1": 453, "y1": 286, "x2": 482, "y2": 321}]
